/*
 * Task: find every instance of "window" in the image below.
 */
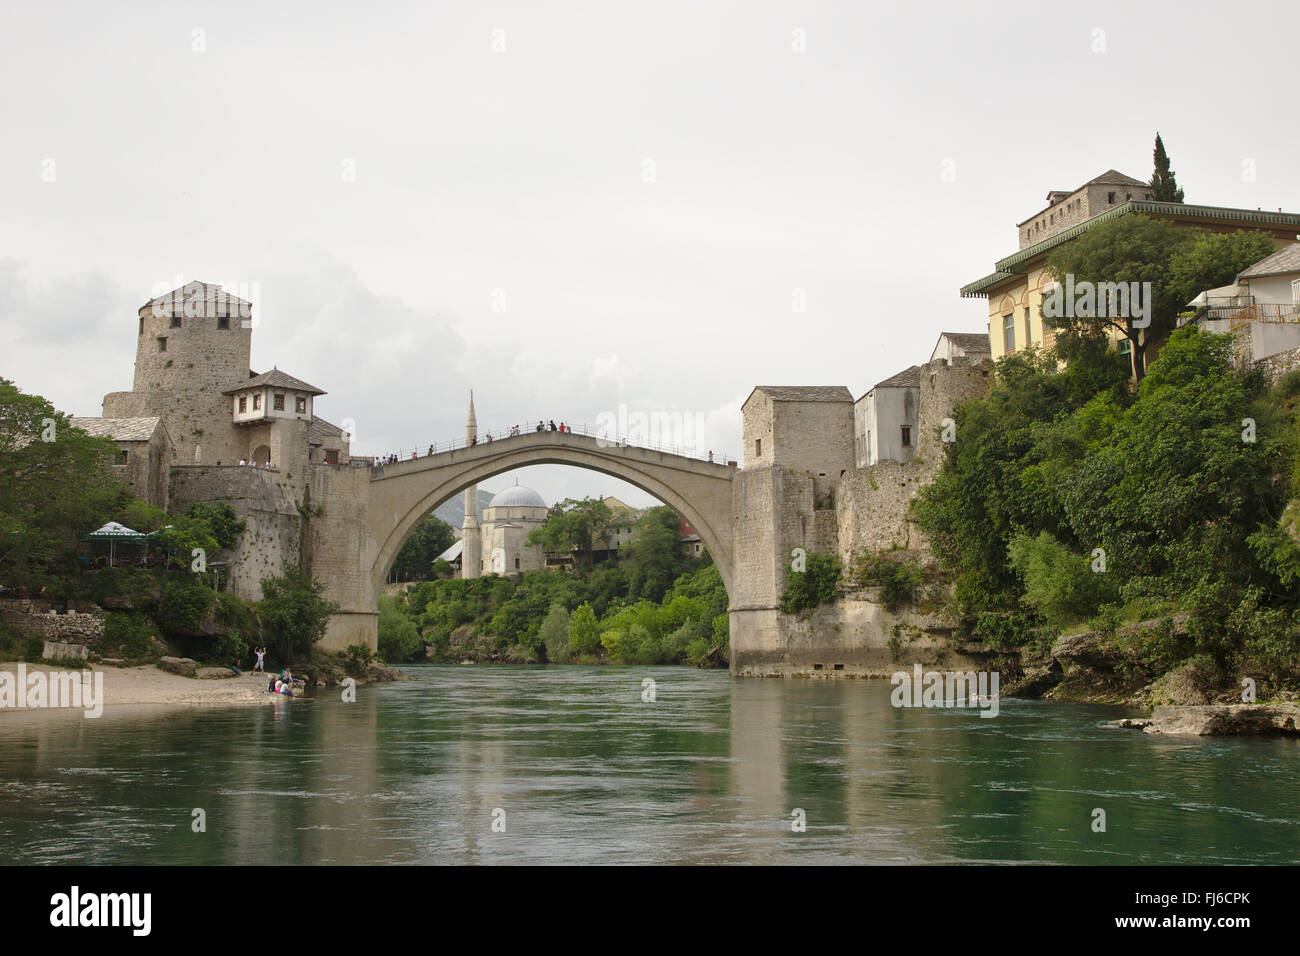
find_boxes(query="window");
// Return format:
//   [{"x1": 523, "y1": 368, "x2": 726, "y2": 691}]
[
  {"x1": 325, "y1": 449, "x2": 339, "y2": 465},
  {"x1": 273, "y1": 393, "x2": 285, "y2": 411},
  {"x1": 295, "y1": 396, "x2": 307, "y2": 414},
  {"x1": 120, "y1": 450, "x2": 129, "y2": 463},
  {"x1": 157, "y1": 337, "x2": 167, "y2": 352},
  {"x1": 253, "y1": 393, "x2": 261, "y2": 410},
  {"x1": 901, "y1": 425, "x2": 912, "y2": 447},
  {"x1": 1003, "y1": 313, "x2": 1015, "y2": 351},
  {"x1": 755, "y1": 438, "x2": 762, "y2": 457},
  {"x1": 1024, "y1": 306, "x2": 1032, "y2": 346},
  {"x1": 170, "y1": 314, "x2": 182, "y2": 328},
  {"x1": 238, "y1": 396, "x2": 247, "y2": 413},
  {"x1": 217, "y1": 315, "x2": 230, "y2": 330},
  {"x1": 138, "y1": 317, "x2": 144, "y2": 335},
  {"x1": 1117, "y1": 338, "x2": 1132, "y2": 355},
  {"x1": 1107, "y1": 192, "x2": 1115, "y2": 203},
  {"x1": 514, "y1": 557, "x2": 520, "y2": 570}
]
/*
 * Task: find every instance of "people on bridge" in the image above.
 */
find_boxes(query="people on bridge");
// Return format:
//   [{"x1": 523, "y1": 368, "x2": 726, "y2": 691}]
[
  {"x1": 470, "y1": 434, "x2": 477, "y2": 446},
  {"x1": 536, "y1": 421, "x2": 544, "y2": 432},
  {"x1": 559, "y1": 421, "x2": 567, "y2": 433},
  {"x1": 486, "y1": 432, "x2": 493, "y2": 442},
  {"x1": 708, "y1": 450, "x2": 714, "y2": 462},
  {"x1": 428, "y1": 444, "x2": 435, "y2": 456},
  {"x1": 548, "y1": 420, "x2": 557, "y2": 431}
]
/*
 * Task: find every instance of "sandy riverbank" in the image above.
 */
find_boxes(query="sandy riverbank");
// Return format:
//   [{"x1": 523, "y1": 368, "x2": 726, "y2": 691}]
[{"x1": 0, "y1": 661, "x2": 288, "y2": 716}]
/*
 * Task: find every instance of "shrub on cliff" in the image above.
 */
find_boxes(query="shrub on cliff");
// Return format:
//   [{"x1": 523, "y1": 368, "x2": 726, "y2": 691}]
[
  {"x1": 779, "y1": 552, "x2": 841, "y2": 614},
  {"x1": 853, "y1": 553, "x2": 927, "y2": 610}
]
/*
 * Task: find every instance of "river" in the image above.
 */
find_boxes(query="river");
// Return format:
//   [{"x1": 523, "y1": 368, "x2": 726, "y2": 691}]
[{"x1": 1, "y1": 665, "x2": 1296, "y2": 864}]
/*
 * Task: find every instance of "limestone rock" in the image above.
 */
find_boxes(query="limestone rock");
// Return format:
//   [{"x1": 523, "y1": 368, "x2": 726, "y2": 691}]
[
  {"x1": 363, "y1": 661, "x2": 411, "y2": 682},
  {"x1": 1050, "y1": 629, "x2": 1137, "y2": 669},
  {"x1": 196, "y1": 666, "x2": 237, "y2": 679},
  {"x1": 158, "y1": 656, "x2": 198, "y2": 678},
  {"x1": 1141, "y1": 662, "x2": 1212, "y2": 708},
  {"x1": 1144, "y1": 704, "x2": 1300, "y2": 736},
  {"x1": 1100, "y1": 717, "x2": 1152, "y2": 730}
]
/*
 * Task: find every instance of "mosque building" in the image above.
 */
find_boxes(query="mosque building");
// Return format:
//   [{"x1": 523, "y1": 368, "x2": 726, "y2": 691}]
[{"x1": 458, "y1": 393, "x2": 549, "y2": 577}]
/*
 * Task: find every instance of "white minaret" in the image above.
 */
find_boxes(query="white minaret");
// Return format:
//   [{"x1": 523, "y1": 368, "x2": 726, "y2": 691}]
[{"x1": 460, "y1": 391, "x2": 482, "y2": 579}]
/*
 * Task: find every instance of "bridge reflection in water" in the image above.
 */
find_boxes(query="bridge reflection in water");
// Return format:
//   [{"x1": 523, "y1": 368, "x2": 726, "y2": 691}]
[{"x1": 1, "y1": 667, "x2": 1295, "y2": 864}]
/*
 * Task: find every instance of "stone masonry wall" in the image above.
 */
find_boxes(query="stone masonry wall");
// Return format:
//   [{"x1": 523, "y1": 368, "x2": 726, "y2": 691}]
[
  {"x1": 1254, "y1": 344, "x2": 1300, "y2": 386},
  {"x1": 167, "y1": 465, "x2": 301, "y2": 603},
  {"x1": 103, "y1": 298, "x2": 253, "y2": 467},
  {"x1": 0, "y1": 604, "x2": 105, "y2": 643},
  {"x1": 307, "y1": 464, "x2": 378, "y2": 652}
]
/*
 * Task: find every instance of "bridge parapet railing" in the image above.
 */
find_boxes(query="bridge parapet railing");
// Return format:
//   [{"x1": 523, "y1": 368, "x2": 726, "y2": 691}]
[{"x1": 368, "y1": 422, "x2": 730, "y2": 469}]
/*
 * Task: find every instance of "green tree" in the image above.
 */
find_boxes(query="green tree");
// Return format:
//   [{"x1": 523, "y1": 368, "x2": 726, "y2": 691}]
[
  {"x1": 183, "y1": 501, "x2": 247, "y2": 550},
  {"x1": 538, "y1": 603, "x2": 572, "y2": 663},
  {"x1": 0, "y1": 380, "x2": 125, "y2": 587},
  {"x1": 258, "y1": 568, "x2": 340, "y2": 662},
  {"x1": 1167, "y1": 230, "x2": 1278, "y2": 306},
  {"x1": 378, "y1": 594, "x2": 423, "y2": 662},
  {"x1": 1149, "y1": 133, "x2": 1185, "y2": 203},
  {"x1": 1043, "y1": 215, "x2": 1193, "y2": 380},
  {"x1": 527, "y1": 497, "x2": 612, "y2": 564},
  {"x1": 390, "y1": 514, "x2": 457, "y2": 581},
  {"x1": 621, "y1": 506, "x2": 683, "y2": 601},
  {"x1": 1007, "y1": 531, "x2": 1114, "y2": 626},
  {"x1": 569, "y1": 602, "x2": 601, "y2": 656}
]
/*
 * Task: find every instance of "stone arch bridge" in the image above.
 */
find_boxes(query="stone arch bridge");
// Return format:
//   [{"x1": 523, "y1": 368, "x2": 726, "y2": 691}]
[{"x1": 313, "y1": 430, "x2": 736, "y2": 653}]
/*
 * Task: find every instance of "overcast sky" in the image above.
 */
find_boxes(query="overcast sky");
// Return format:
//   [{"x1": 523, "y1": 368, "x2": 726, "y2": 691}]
[{"x1": 3, "y1": 0, "x2": 1298, "y2": 509}]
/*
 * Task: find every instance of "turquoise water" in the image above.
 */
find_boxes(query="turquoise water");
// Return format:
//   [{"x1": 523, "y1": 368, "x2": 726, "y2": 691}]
[{"x1": 0, "y1": 665, "x2": 1297, "y2": 864}]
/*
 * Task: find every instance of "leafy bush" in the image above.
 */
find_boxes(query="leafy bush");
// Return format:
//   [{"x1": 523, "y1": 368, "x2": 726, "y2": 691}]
[
  {"x1": 378, "y1": 595, "x2": 422, "y2": 663},
  {"x1": 1008, "y1": 531, "x2": 1114, "y2": 627},
  {"x1": 972, "y1": 611, "x2": 1043, "y2": 651},
  {"x1": 344, "y1": 643, "x2": 374, "y2": 677},
  {"x1": 854, "y1": 553, "x2": 926, "y2": 610},
  {"x1": 103, "y1": 612, "x2": 159, "y2": 658},
  {"x1": 538, "y1": 604, "x2": 571, "y2": 663},
  {"x1": 779, "y1": 552, "x2": 841, "y2": 614},
  {"x1": 157, "y1": 575, "x2": 215, "y2": 636}
]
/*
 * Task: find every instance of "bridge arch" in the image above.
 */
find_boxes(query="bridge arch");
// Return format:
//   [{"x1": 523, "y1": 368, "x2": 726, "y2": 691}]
[{"x1": 366, "y1": 431, "x2": 736, "y2": 600}]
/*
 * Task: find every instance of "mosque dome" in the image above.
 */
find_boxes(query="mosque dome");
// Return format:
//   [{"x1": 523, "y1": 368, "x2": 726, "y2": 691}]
[{"x1": 487, "y1": 484, "x2": 547, "y2": 510}]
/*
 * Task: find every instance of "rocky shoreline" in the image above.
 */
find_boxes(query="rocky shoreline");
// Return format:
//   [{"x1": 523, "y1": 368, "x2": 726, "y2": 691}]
[{"x1": 1103, "y1": 703, "x2": 1300, "y2": 736}]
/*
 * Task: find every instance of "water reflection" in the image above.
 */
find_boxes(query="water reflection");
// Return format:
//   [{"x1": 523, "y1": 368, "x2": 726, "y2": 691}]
[{"x1": 0, "y1": 666, "x2": 1297, "y2": 864}]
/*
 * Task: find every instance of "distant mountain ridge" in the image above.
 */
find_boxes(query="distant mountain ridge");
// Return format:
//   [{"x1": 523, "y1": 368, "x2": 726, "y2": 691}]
[{"x1": 433, "y1": 489, "x2": 496, "y2": 535}]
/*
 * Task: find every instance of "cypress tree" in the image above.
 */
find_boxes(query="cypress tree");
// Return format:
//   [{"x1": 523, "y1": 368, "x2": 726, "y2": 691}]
[{"x1": 1149, "y1": 133, "x2": 1185, "y2": 203}]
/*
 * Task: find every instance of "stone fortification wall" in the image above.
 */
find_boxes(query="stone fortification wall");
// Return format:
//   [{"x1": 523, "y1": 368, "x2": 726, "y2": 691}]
[{"x1": 167, "y1": 465, "x2": 301, "y2": 603}]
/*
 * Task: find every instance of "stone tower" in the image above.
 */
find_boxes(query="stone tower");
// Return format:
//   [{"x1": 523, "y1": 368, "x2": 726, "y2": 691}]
[
  {"x1": 460, "y1": 391, "x2": 482, "y2": 579},
  {"x1": 102, "y1": 281, "x2": 254, "y2": 465}
]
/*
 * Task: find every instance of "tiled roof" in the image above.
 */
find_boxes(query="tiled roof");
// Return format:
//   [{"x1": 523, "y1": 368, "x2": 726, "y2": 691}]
[
  {"x1": 141, "y1": 280, "x2": 252, "y2": 310},
  {"x1": 937, "y1": 332, "x2": 991, "y2": 353},
  {"x1": 1083, "y1": 169, "x2": 1148, "y2": 188},
  {"x1": 873, "y1": 365, "x2": 922, "y2": 390},
  {"x1": 748, "y1": 386, "x2": 853, "y2": 403},
  {"x1": 223, "y1": 367, "x2": 326, "y2": 396},
  {"x1": 962, "y1": 201, "x2": 1300, "y2": 297},
  {"x1": 69, "y1": 417, "x2": 164, "y2": 442},
  {"x1": 1239, "y1": 242, "x2": 1300, "y2": 279},
  {"x1": 308, "y1": 417, "x2": 348, "y2": 445}
]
